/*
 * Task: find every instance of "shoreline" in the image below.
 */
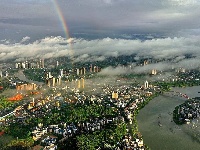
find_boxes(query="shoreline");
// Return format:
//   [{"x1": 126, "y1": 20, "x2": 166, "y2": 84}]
[{"x1": 136, "y1": 86, "x2": 200, "y2": 150}]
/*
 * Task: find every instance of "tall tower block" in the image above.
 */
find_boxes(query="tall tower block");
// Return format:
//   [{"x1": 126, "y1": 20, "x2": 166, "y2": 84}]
[
  {"x1": 77, "y1": 80, "x2": 81, "y2": 89},
  {"x1": 83, "y1": 67, "x2": 86, "y2": 75},
  {"x1": 144, "y1": 80, "x2": 149, "y2": 89},
  {"x1": 52, "y1": 78, "x2": 56, "y2": 87},
  {"x1": 81, "y1": 78, "x2": 85, "y2": 89}
]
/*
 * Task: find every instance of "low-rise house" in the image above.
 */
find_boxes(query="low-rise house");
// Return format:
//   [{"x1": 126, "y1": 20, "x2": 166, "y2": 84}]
[
  {"x1": 42, "y1": 136, "x2": 58, "y2": 146},
  {"x1": 44, "y1": 144, "x2": 57, "y2": 150}
]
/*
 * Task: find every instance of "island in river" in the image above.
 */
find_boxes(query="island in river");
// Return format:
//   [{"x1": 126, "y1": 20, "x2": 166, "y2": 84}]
[
  {"x1": 173, "y1": 98, "x2": 200, "y2": 125},
  {"x1": 137, "y1": 86, "x2": 200, "y2": 150}
]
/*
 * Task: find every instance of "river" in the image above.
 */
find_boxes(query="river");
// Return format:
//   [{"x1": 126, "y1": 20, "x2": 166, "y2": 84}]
[
  {"x1": 15, "y1": 70, "x2": 44, "y2": 85},
  {"x1": 137, "y1": 86, "x2": 200, "y2": 150}
]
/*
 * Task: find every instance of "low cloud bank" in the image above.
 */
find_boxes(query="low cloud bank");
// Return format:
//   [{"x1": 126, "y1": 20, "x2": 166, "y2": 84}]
[{"x1": 1, "y1": 36, "x2": 200, "y2": 68}]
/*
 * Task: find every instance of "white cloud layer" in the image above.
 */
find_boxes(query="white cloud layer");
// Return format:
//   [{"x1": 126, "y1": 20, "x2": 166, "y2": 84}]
[
  {"x1": 0, "y1": 36, "x2": 200, "y2": 73},
  {"x1": 1, "y1": 35, "x2": 200, "y2": 76},
  {"x1": 1, "y1": 36, "x2": 200, "y2": 62}
]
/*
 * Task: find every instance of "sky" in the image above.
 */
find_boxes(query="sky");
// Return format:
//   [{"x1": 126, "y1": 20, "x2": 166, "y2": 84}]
[
  {"x1": 1, "y1": 0, "x2": 200, "y2": 72},
  {"x1": 1, "y1": 0, "x2": 200, "y2": 40}
]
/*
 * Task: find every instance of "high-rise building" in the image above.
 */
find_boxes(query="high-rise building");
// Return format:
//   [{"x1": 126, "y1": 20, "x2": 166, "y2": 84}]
[
  {"x1": 36, "y1": 62, "x2": 40, "y2": 68},
  {"x1": 77, "y1": 68, "x2": 80, "y2": 76},
  {"x1": 39, "y1": 59, "x2": 44, "y2": 68},
  {"x1": 83, "y1": 67, "x2": 86, "y2": 75},
  {"x1": 25, "y1": 61, "x2": 29, "y2": 69},
  {"x1": 46, "y1": 78, "x2": 51, "y2": 87},
  {"x1": 81, "y1": 78, "x2": 85, "y2": 89},
  {"x1": 56, "y1": 61, "x2": 59, "y2": 67},
  {"x1": 16, "y1": 83, "x2": 37, "y2": 91},
  {"x1": 48, "y1": 72, "x2": 53, "y2": 78},
  {"x1": 77, "y1": 80, "x2": 81, "y2": 89},
  {"x1": 27, "y1": 62, "x2": 32, "y2": 69},
  {"x1": 0, "y1": 70, "x2": 2, "y2": 77},
  {"x1": 5, "y1": 71, "x2": 8, "y2": 77},
  {"x1": 32, "y1": 83, "x2": 37, "y2": 90},
  {"x1": 151, "y1": 69, "x2": 157, "y2": 75},
  {"x1": 80, "y1": 69, "x2": 83, "y2": 75},
  {"x1": 144, "y1": 60, "x2": 148, "y2": 65},
  {"x1": 31, "y1": 98, "x2": 35, "y2": 107},
  {"x1": 57, "y1": 77, "x2": 61, "y2": 86},
  {"x1": 41, "y1": 58, "x2": 44, "y2": 68},
  {"x1": 76, "y1": 78, "x2": 85, "y2": 89},
  {"x1": 94, "y1": 66, "x2": 97, "y2": 72},
  {"x1": 21, "y1": 62, "x2": 26, "y2": 69},
  {"x1": 144, "y1": 80, "x2": 149, "y2": 89},
  {"x1": 112, "y1": 91, "x2": 118, "y2": 99},
  {"x1": 60, "y1": 69, "x2": 63, "y2": 77},
  {"x1": 90, "y1": 64, "x2": 93, "y2": 72},
  {"x1": 46, "y1": 77, "x2": 61, "y2": 87},
  {"x1": 52, "y1": 78, "x2": 56, "y2": 87},
  {"x1": 15, "y1": 63, "x2": 19, "y2": 69}
]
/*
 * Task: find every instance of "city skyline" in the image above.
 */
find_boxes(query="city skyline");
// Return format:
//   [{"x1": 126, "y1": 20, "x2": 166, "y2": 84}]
[{"x1": 1, "y1": 0, "x2": 200, "y2": 75}]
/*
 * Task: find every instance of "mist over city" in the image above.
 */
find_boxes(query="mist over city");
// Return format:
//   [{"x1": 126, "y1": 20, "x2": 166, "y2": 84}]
[{"x1": 1, "y1": 0, "x2": 200, "y2": 150}]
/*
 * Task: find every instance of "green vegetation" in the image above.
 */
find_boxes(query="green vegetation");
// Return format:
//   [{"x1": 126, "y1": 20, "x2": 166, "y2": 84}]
[
  {"x1": 27, "y1": 102, "x2": 118, "y2": 127},
  {"x1": 0, "y1": 135, "x2": 14, "y2": 149},
  {"x1": 6, "y1": 123, "x2": 31, "y2": 139},
  {"x1": 5, "y1": 137, "x2": 34, "y2": 150},
  {"x1": 0, "y1": 78, "x2": 11, "y2": 93},
  {"x1": 76, "y1": 123, "x2": 127, "y2": 150},
  {"x1": 23, "y1": 69, "x2": 45, "y2": 82},
  {"x1": 0, "y1": 96, "x2": 14, "y2": 110},
  {"x1": 1, "y1": 123, "x2": 34, "y2": 149}
]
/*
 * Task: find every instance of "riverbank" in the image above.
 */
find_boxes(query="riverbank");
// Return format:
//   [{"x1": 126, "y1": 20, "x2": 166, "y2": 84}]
[
  {"x1": 14, "y1": 70, "x2": 44, "y2": 85},
  {"x1": 137, "y1": 86, "x2": 200, "y2": 150}
]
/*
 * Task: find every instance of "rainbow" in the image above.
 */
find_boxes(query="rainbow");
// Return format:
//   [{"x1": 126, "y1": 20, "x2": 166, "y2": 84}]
[
  {"x1": 52, "y1": 0, "x2": 71, "y2": 40},
  {"x1": 51, "y1": 0, "x2": 74, "y2": 60}
]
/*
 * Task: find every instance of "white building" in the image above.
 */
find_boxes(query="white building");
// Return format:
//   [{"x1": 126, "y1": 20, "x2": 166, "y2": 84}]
[{"x1": 144, "y1": 80, "x2": 148, "y2": 88}]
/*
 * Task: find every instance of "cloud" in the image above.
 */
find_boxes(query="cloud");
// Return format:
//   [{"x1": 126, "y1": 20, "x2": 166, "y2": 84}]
[
  {"x1": 1, "y1": 0, "x2": 200, "y2": 39},
  {"x1": 1, "y1": 35, "x2": 200, "y2": 78},
  {"x1": 99, "y1": 62, "x2": 173, "y2": 76},
  {"x1": 99, "y1": 58, "x2": 200, "y2": 76},
  {"x1": 168, "y1": 0, "x2": 197, "y2": 6},
  {"x1": 20, "y1": 36, "x2": 30, "y2": 43},
  {"x1": 74, "y1": 54, "x2": 106, "y2": 63},
  {"x1": 0, "y1": 36, "x2": 70, "y2": 61},
  {"x1": 133, "y1": 62, "x2": 172, "y2": 74},
  {"x1": 99, "y1": 66, "x2": 128, "y2": 76},
  {"x1": 177, "y1": 58, "x2": 200, "y2": 69},
  {"x1": 1, "y1": 35, "x2": 200, "y2": 73}
]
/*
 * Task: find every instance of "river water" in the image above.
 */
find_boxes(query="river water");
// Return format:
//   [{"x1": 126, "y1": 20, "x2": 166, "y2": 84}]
[{"x1": 137, "y1": 86, "x2": 200, "y2": 150}]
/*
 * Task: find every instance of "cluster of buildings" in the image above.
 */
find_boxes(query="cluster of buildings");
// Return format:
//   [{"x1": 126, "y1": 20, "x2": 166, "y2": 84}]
[
  {"x1": 175, "y1": 99, "x2": 200, "y2": 124},
  {"x1": 16, "y1": 83, "x2": 37, "y2": 91},
  {"x1": 89, "y1": 64, "x2": 101, "y2": 73},
  {"x1": 119, "y1": 134, "x2": 145, "y2": 150},
  {"x1": 0, "y1": 77, "x2": 160, "y2": 149},
  {"x1": 32, "y1": 115, "x2": 125, "y2": 146},
  {"x1": 43, "y1": 64, "x2": 101, "y2": 88},
  {"x1": 0, "y1": 57, "x2": 164, "y2": 150},
  {"x1": 0, "y1": 70, "x2": 8, "y2": 78},
  {"x1": 15, "y1": 59, "x2": 45, "y2": 69}
]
